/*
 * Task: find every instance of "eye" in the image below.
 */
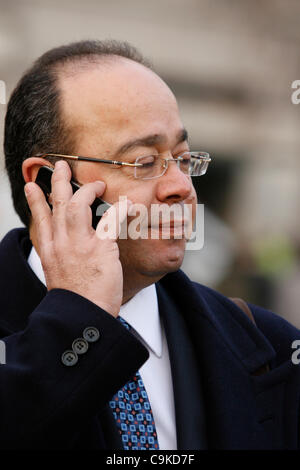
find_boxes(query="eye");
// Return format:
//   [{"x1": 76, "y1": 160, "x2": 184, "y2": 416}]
[
  {"x1": 178, "y1": 153, "x2": 191, "y2": 165},
  {"x1": 138, "y1": 155, "x2": 156, "y2": 167}
]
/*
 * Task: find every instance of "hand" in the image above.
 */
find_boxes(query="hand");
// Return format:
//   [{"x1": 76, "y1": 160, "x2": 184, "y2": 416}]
[{"x1": 25, "y1": 160, "x2": 131, "y2": 317}]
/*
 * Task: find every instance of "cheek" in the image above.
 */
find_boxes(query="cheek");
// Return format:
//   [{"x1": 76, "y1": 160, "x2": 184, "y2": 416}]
[
  {"x1": 102, "y1": 180, "x2": 156, "y2": 214},
  {"x1": 189, "y1": 187, "x2": 198, "y2": 224}
]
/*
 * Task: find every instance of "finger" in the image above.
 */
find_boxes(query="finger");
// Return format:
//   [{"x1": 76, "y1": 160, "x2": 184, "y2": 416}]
[
  {"x1": 96, "y1": 198, "x2": 132, "y2": 241},
  {"x1": 65, "y1": 181, "x2": 106, "y2": 235},
  {"x1": 51, "y1": 160, "x2": 73, "y2": 234},
  {"x1": 24, "y1": 182, "x2": 53, "y2": 246}
]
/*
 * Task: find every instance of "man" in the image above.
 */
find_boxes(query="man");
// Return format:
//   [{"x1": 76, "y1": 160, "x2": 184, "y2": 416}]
[{"x1": 1, "y1": 40, "x2": 300, "y2": 450}]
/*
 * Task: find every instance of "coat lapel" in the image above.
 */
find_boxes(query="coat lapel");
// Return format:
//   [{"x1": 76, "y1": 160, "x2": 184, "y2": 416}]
[{"x1": 156, "y1": 282, "x2": 207, "y2": 450}]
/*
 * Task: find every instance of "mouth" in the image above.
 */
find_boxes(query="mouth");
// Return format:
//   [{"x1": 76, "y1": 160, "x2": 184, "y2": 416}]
[
  {"x1": 149, "y1": 219, "x2": 189, "y2": 229},
  {"x1": 147, "y1": 220, "x2": 190, "y2": 240},
  {"x1": 126, "y1": 200, "x2": 194, "y2": 240}
]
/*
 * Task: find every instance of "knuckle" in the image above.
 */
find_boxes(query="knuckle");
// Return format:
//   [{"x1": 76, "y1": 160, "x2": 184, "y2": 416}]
[
  {"x1": 75, "y1": 245, "x2": 92, "y2": 256},
  {"x1": 36, "y1": 214, "x2": 49, "y2": 227},
  {"x1": 76, "y1": 182, "x2": 93, "y2": 197},
  {"x1": 83, "y1": 181, "x2": 101, "y2": 193},
  {"x1": 53, "y1": 198, "x2": 67, "y2": 209},
  {"x1": 110, "y1": 242, "x2": 120, "y2": 253},
  {"x1": 51, "y1": 171, "x2": 63, "y2": 184},
  {"x1": 67, "y1": 199, "x2": 80, "y2": 213}
]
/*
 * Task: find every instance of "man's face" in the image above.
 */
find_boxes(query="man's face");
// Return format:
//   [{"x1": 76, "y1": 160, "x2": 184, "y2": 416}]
[{"x1": 59, "y1": 58, "x2": 197, "y2": 283}]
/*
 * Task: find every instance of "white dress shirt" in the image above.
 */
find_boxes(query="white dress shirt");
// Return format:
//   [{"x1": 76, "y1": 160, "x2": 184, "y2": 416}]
[{"x1": 27, "y1": 247, "x2": 177, "y2": 449}]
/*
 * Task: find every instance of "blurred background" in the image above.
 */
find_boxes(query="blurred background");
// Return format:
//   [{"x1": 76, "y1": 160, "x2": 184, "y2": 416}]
[{"x1": 1, "y1": 0, "x2": 300, "y2": 326}]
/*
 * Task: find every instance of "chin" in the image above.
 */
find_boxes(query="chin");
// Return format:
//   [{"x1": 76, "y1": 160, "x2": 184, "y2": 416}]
[
  {"x1": 118, "y1": 236, "x2": 186, "y2": 279},
  {"x1": 141, "y1": 240, "x2": 186, "y2": 277}
]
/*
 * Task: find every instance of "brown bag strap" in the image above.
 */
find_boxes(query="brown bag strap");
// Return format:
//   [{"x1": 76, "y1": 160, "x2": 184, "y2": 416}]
[
  {"x1": 229, "y1": 297, "x2": 270, "y2": 375},
  {"x1": 230, "y1": 297, "x2": 256, "y2": 325}
]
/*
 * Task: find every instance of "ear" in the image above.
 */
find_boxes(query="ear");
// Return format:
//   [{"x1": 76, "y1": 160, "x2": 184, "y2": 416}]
[{"x1": 22, "y1": 157, "x2": 54, "y2": 183}]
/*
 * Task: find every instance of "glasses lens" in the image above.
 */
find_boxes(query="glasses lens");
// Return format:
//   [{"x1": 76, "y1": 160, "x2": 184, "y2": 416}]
[
  {"x1": 134, "y1": 152, "x2": 210, "y2": 179},
  {"x1": 135, "y1": 155, "x2": 164, "y2": 179},
  {"x1": 178, "y1": 152, "x2": 192, "y2": 175},
  {"x1": 190, "y1": 152, "x2": 210, "y2": 176}
]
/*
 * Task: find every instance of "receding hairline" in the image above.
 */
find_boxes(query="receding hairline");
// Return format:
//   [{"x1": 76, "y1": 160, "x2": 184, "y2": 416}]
[
  {"x1": 53, "y1": 53, "x2": 152, "y2": 82},
  {"x1": 54, "y1": 53, "x2": 172, "y2": 145},
  {"x1": 49, "y1": 54, "x2": 155, "y2": 154}
]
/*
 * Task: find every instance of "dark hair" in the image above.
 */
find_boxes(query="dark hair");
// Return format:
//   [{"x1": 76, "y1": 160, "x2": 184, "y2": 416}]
[{"x1": 4, "y1": 39, "x2": 151, "y2": 227}]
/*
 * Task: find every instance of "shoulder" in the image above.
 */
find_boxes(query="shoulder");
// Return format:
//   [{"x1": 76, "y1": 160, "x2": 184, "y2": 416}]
[
  {"x1": 162, "y1": 269, "x2": 300, "y2": 354},
  {"x1": 191, "y1": 277, "x2": 300, "y2": 332},
  {"x1": 247, "y1": 302, "x2": 300, "y2": 363},
  {"x1": 191, "y1": 278, "x2": 300, "y2": 361}
]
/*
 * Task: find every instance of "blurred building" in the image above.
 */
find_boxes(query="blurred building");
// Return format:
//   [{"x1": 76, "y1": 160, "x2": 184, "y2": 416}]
[{"x1": 1, "y1": 0, "x2": 300, "y2": 323}]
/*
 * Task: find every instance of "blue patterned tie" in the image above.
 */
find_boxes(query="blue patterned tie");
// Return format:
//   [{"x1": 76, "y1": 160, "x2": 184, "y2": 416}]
[{"x1": 109, "y1": 316, "x2": 160, "y2": 450}]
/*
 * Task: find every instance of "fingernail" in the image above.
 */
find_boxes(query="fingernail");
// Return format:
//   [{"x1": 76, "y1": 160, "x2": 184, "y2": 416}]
[
  {"x1": 96, "y1": 180, "x2": 105, "y2": 187},
  {"x1": 55, "y1": 160, "x2": 64, "y2": 169},
  {"x1": 24, "y1": 183, "x2": 33, "y2": 196}
]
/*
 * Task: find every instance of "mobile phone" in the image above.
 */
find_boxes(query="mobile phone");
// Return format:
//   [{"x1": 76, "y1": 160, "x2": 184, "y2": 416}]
[{"x1": 35, "y1": 166, "x2": 111, "y2": 229}]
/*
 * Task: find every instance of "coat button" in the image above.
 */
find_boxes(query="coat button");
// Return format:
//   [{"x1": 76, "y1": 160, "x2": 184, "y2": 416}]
[
  {"x1": 72, "y1": 338, "x2": 89, "y2": 355},
  {"x1": 61, "y1": 350, "x2": 78, "y2": 367},
  {"x1": 83, "y1": 327, "x2": 100, "y2": 343}
]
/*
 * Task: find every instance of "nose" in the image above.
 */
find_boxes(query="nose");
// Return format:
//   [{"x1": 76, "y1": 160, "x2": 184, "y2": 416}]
[{"x1": 156, "y1": 158, "x2": 194, "y2": 203}]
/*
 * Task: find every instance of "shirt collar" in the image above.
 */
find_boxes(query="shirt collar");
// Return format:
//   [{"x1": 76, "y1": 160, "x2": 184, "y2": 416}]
[
  {"x1": 120, "y1": 284, "x2": 162, "y2": 358},
  {"x1": 27, "y1": 246, "x2": 46, "y2": 286},
  {"x1": 27, "y1": 246, "x2": 162, "y2": 358}
]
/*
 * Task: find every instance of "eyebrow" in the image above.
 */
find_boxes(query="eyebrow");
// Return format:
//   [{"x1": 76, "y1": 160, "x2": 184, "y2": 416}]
[{"x1": 115, "y1": 128, "x2": 189, "y2": 157}]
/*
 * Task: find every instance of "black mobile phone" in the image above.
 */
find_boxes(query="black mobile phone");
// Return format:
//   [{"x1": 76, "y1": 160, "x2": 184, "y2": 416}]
[{"x1": 35, "y1": 166, "x2": 110, "y2": 229}]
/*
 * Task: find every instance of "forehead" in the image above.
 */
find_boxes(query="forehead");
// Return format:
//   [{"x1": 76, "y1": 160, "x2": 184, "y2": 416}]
[{"x1": 58, "y1": 58, "x2": 182, "y2": 153}]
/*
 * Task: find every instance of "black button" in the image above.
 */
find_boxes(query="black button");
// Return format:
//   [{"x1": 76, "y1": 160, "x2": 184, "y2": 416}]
[
  {"x1": 72, "y1": 338, "x2": 89, "y2": 355},
  {"x1": 61, "y1": 350, "x2": 78, "y2": 367},
  {"x1": 83, "y1": 327, "x2": 100, "y2": 343}
]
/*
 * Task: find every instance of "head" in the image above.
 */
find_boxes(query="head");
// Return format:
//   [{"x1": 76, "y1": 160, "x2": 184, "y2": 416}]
[{"x1": 4, "y1": 40, "x2": 197, "y2": 292}]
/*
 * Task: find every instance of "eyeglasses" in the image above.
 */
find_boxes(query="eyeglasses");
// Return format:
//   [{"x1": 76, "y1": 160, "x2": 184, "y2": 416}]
[{"x1": 35, "y1": 151, "x2": 211, "y2": 180}]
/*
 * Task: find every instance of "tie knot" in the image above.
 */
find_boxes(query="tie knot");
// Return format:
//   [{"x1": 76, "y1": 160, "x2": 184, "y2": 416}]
[{"x1": 117, "y1": 316, "x2": 131, "y2": 330}]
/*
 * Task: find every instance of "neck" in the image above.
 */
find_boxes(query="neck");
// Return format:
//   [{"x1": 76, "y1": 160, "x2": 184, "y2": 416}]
[{"x1": 121, "y1": 267, "x2": 164, "y2": 304}]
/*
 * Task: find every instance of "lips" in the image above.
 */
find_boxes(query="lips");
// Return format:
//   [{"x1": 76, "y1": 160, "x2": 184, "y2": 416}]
[
  {"x1": 149, "y1": 221, "x2": 189, "y2": 239},
  {"x1": 149, "y1": 220, "x2": 189, "y2": 229}
]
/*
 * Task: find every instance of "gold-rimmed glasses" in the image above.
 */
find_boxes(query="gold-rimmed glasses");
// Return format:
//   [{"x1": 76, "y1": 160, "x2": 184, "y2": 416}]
[{"x1": 34, "y1": 151, "x2": 211, "y2": 180}]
